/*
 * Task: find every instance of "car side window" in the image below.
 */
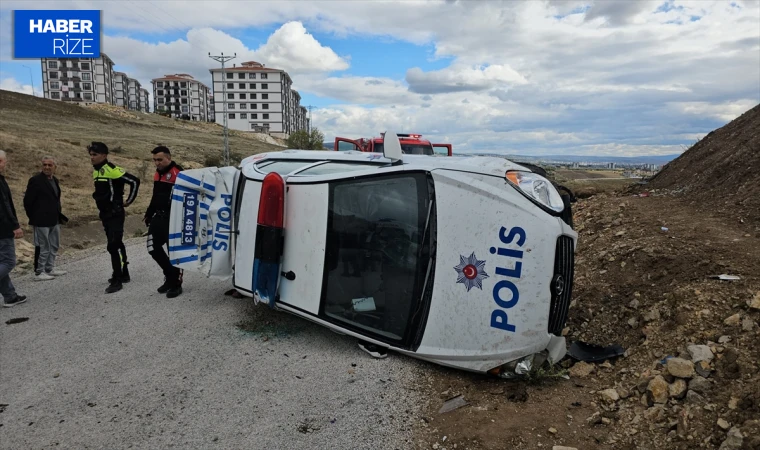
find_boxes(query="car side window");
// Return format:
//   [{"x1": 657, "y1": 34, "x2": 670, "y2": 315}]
[{"x1": 322, "y1": 172, "x2": 430, "y2": 344}]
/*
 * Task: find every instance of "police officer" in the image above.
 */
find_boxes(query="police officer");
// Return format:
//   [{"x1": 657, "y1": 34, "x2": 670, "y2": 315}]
[
  {"x1": 143, "y1": 146, "x2": 183, "y2": 298},
  {"x1": 88, "y1": 142, "x2": 140, "y2": 294}
]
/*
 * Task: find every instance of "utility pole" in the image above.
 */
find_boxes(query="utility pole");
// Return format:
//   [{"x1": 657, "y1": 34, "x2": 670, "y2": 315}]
[
  {"x1": 208, "y1": 52, "x2": 236, "y2": 166},
  {"x1": 22, "y1": 65, "x2": 35, "y2": 97}
]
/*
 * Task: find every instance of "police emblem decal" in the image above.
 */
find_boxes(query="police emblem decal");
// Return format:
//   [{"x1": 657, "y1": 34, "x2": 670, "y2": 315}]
[{"x1": 454, "y1": 252, "x2": 489, "y2": 292}]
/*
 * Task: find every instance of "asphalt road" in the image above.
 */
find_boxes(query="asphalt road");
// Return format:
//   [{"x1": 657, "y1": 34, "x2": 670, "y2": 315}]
[{"x1": 0, "y1": 239, "x2": 424, "y2": 449}]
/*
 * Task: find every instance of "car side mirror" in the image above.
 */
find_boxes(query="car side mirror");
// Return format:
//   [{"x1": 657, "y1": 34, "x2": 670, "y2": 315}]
[{"x1": 382, "y1": 130, "x2": 403, "y2": 163}]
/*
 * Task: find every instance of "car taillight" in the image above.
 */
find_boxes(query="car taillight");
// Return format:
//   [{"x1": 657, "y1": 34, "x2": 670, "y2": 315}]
[{"x1": 257, "y1": 172, "x2": 285, "y2": 228}]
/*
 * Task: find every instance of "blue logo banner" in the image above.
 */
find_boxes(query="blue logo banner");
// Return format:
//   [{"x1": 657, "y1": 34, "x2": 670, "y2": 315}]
[{"x1": 13, "y1": 10, "x2": 101, "y2": 58}]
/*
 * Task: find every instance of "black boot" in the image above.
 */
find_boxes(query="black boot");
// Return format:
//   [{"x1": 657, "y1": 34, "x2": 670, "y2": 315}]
[
  {"x1": 121, "y1": 261, "x2": 131, "y2": 283},
  {"x1": 157, "y1": 278, "x2": 171, "y2": 294},
  {"x1": 105, "y1": 280, "x2": 123, "y2": 294}
]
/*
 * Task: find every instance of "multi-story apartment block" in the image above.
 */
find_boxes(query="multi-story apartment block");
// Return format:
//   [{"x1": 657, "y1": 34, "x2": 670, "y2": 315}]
[
  {"x1": 139, "y1": 88, "x2": 150, "y2": 113},
  {"x1": 209, "y1": 60, "x2": 308, "y2": 137},
  {"x1": 127, "y1": 77, "x2": 141, "y2": 111},
  {"x1": 208, "y1": 92, "x2": 215, "y2": 122},
  {"x1": 114, "y1": 71, "x2": 127, "y2": 107},
  {"x1": 41, "y1": 53, "x2": 116, "y2": 105},
  {"x1": 151, "y1": 74, "x2": 211, "y2": 121}
]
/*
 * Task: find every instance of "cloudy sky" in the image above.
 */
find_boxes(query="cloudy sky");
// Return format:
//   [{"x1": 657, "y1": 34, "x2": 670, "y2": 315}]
[{"x1": 0, "y1": 0, "x2": 758, "y2": 156}]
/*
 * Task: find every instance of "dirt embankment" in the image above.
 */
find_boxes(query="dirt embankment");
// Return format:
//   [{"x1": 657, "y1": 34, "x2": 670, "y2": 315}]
[{"x1": 0, "y1": 89, "x2": 285, "y2": 271}]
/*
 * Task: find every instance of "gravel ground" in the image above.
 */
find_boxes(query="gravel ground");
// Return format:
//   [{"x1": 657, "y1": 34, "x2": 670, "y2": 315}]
[{"x1": 0, "y1": 239, "x2": 425, "y2": 449}]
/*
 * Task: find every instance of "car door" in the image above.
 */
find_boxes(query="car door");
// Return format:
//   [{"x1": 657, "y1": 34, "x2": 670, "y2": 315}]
[
  {"x1": 167, "y1": 165, "x2": 240, "y2": 279},
  {"x1": 334, "y1": 137, "x2": 362, "y2": 151},
  {"x1": 432, "y1": 144, "x2": 452, "y2": 156}
]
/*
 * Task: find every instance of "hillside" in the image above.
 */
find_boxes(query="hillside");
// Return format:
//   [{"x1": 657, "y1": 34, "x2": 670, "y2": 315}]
[
  {"x1": 646, "y1": 103, "x2": 760, "y2": 223},
  {"x1": 0, "y1": 89, "x2": 285, "y2": 268}
]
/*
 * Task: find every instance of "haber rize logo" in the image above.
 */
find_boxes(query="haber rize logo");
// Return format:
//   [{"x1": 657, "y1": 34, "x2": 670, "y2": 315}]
[{"x1": 13, "y1": 10, "x2": 101, "y2": 59}]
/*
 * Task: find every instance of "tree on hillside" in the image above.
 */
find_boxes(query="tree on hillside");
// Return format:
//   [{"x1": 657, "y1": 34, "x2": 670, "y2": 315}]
[{"x1": 287, "y1": 128, "x2": 325, "y2": 150}]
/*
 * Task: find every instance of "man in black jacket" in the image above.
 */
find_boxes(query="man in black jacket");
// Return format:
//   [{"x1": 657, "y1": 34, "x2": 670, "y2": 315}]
[
  {"x1": 0, "y1": 150, "x2": 28, "y2": 307},
  {"x1": 24, "y1": 156, "x2": 67, "y2": 281},
  {"x1": 144, "y1": 146, "x2": 184, "y2": 298},
  {"x1": 88, "y1": 142, "x2": 140, "y2": 294}
]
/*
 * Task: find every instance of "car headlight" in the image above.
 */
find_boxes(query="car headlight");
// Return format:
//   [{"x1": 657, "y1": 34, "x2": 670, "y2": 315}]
[{"x1": 506, "y1": 170, "x2": 565, "y2": 213}]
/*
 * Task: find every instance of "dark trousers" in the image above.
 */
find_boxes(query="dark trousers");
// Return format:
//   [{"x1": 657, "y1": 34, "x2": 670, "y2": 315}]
[
  {"x1": 147, "y1": 213, "x2": 181, "y2": 284},
  {"x1": 102, "y1": 214, "x2": 127, "y2": 278}
]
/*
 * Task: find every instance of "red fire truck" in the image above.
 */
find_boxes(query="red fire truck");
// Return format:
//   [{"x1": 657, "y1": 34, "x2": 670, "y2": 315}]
[{"x1": 334, "y1": 133, "x2": 453, "y2": 156}]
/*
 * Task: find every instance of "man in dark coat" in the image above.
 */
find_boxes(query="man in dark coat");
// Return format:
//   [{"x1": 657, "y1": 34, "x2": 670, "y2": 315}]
[
  {"x1": 0, "y1": 150, "x2": 28, "y2": 307},
  {"x1": 24, "y1": 156, "x2": 67, "y2": 280}
]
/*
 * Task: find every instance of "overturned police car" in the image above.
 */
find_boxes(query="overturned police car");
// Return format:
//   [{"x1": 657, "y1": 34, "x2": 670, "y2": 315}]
[{"x1": 167, "y1": 133, "x2": 577, "y2": 376}]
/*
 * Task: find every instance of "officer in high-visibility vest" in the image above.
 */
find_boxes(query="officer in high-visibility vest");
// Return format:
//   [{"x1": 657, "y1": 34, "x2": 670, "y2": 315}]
[{"x1": 88, "y1": 142, "x2": 140, "y2": 293}]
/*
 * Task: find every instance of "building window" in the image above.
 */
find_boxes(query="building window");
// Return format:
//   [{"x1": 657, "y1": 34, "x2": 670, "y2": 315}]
[
  {"x1": 156, "y1": 81, "x2": 163, "y2": 87},
  {"x1": 83, "y1": 82, "x2": 92, "y2": 90},
  {"x1": 263, "y1": 113, "x2": 269, "y2": 119},
  {"x1": 229, "y1": 113, "x2": 235, "y2": 119},
  {"x1": 250, "y1": 103, "x2": 257, "y2": 109},
  {"x1": 84, "y1": 92, "x2": 93, "y2": 100},
  {"x1": 81, "y1": 62, "x2": 91, "y2": 70},
  {"x1": 50, "y1": 81, "x2": 60, "y2": 89},
  {"x1": 228, "y1": 103, "x2": 235, "y2": 109},
  {"x1": 248, "y1": 73, "x2": 256, "y2": 79},
  {"x1": 181, "y1": 90, "x2": 187, "y2": 96},
  {"x1": 74, "y1": 82, "x2": 81, "y2": 89},
  {"x1": 182, "y1": 106, "x2": 189, "y2": 113},
  {"x1": 227, "y1": 93, "x2": 234, "y2": 99},
  {"x1": 238, "y1": 73, "x2": 245, "y2": 79},
  {"x1": 262, "y1": 93, "x2": 269, "y2": 99},
  {"x1": 262, "y1": 83, "x2": 268, "y2": 89},
  {"x1": 158, "y1": 105, "x2": 165, "y2": 111},
  {"x1": 227, "y1": 83, "x2": 233, "y2": 89},
  {"x1": 181, "y1": 98, "x2": 188, "y2": 104},
  {"x1": 158, "y1": 90, "x2": 164, "y2": 95},
  {"x1": 158, "y1": 98, "x2": 164, "y2": 104},
  {"x1": 226, "y1": 72, "x2": 233, "y2": 79},
  {"x1": 249, "y1": 83, "x2": 256, "y2": 89},
  {"x1": 50, "y1": 72, "x2": 58, "y2": 79},
  {"x1": 51, "y1": 92, "x2": 60, "y2": 99},
  {"x1": 238, "y1": 83, "x2": 245, "y2": 89},
  {"x1": 240, "y1": 103, "x2": 247, "y2": 109},
  {"x1": 261, "y1": 73, "x2": 268, "y2": 79},
  {"x1": 263, "y1": 104, "x2": 269, "y2": 110},
  {"x1": 180, "y1": 82, "x2": 187, "y2": 88},
  {"x1": 240, "y1": 113, "x2": 247, "y2": 119},
  {"x1": 47, "y1": 61, "x2": 58, "y2": 69},
  {"x1": 251, "y1": 123, "x2": 257, "y2": 129},
  {"x1": 251, "y1": 93, "x2": 257, "y2": 99},
  {"x1": 252, "y1": 113, "x2": 258, "y2": 119},
  {"x1": 239, "y1": 93, "x2": 246, "y2": 99}
]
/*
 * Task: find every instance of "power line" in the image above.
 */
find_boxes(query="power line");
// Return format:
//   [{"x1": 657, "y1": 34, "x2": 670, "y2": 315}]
[{"x1": 209, "y1": 52, "x2": 236, "y2": 166}]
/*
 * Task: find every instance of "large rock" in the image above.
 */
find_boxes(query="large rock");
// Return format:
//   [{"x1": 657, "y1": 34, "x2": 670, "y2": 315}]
[
  {"x1": 667, "y1": 358, "x2": 695, "y2": 379},
  {"x1": 668, "y1": 379, "x2": 688, "y2": 399},
  {"x1": 569, "y1": 361, "x2": 595, "y2": 378},
  {"x1": 687, "y1": 345, "x2": 714, "y2": 363},
  {"x1": 718, "y1": 426, "x2": 744, "y2": 450},
  {"x1": 688, "y1": 377, "x2": 712, "y2": 394},
  {"x1": 647, "y1": 375, "x2": 669, "y2": 404},
  {"x1": 749, "y1": 292, "x2": 760, "y2": 310},
  {"x1": 724, "y1": 313, "x2": 741, "y2": 326},
  {"x1": 599, "y1": 388, "x2": 620, "y2": 403}
]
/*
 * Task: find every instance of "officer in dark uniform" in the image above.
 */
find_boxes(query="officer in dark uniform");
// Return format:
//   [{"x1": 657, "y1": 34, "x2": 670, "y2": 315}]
[
  {"x1": 88, "y1": 142, "x2": 140, "y2": 294},
  {"x1": 143, "y1": 146, "x2": 183, "y2": 298}
]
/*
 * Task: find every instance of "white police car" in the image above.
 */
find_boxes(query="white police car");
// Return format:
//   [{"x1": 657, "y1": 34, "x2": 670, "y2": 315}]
[{"x1": 167, "y1": 132, "x2": 577, "y2": 375}]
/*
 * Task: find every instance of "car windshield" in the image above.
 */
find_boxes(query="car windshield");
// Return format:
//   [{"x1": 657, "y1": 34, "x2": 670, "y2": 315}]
[
  {"x1": 373, "y1": 143, "x2": 434, "y2": 155},
  {"x1": 322, "y1": 173, "x2": 432, "y2": 345}
]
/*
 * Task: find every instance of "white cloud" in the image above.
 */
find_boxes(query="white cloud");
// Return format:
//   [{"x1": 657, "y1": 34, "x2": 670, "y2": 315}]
[
  {"x1": 253, "y1": 22, "x2": 349, "y2": 74},
  {"x1": 406, "y1": 63, "x2": 529, "y2": 94},
  {"x1": 0, "y1": 77, "x2": 35, "y2": 96}
]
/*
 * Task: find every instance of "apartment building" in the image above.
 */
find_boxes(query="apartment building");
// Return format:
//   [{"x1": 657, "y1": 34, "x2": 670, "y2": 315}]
[
  {"x1": 127, "y1": 77, "x2": 142, "y2": 111},
  {"x1": 151, "y1": 74, "x2": 212, "y2": 121},
  {"x1": 139, "y1": 88, "x2": 150, "y2": 113},
  {"x1": 208, "y1": 92, "x2": 215, "y2": 122},
  {"x1": 209, "y1": 60, "x2": 308, "y2": 137},
  {"x1": 114, "y1": 71, "x2": 127, "y2": 107},
  {"x1": 41, "y1": 53, "x2": 116, "y2": 105}
]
